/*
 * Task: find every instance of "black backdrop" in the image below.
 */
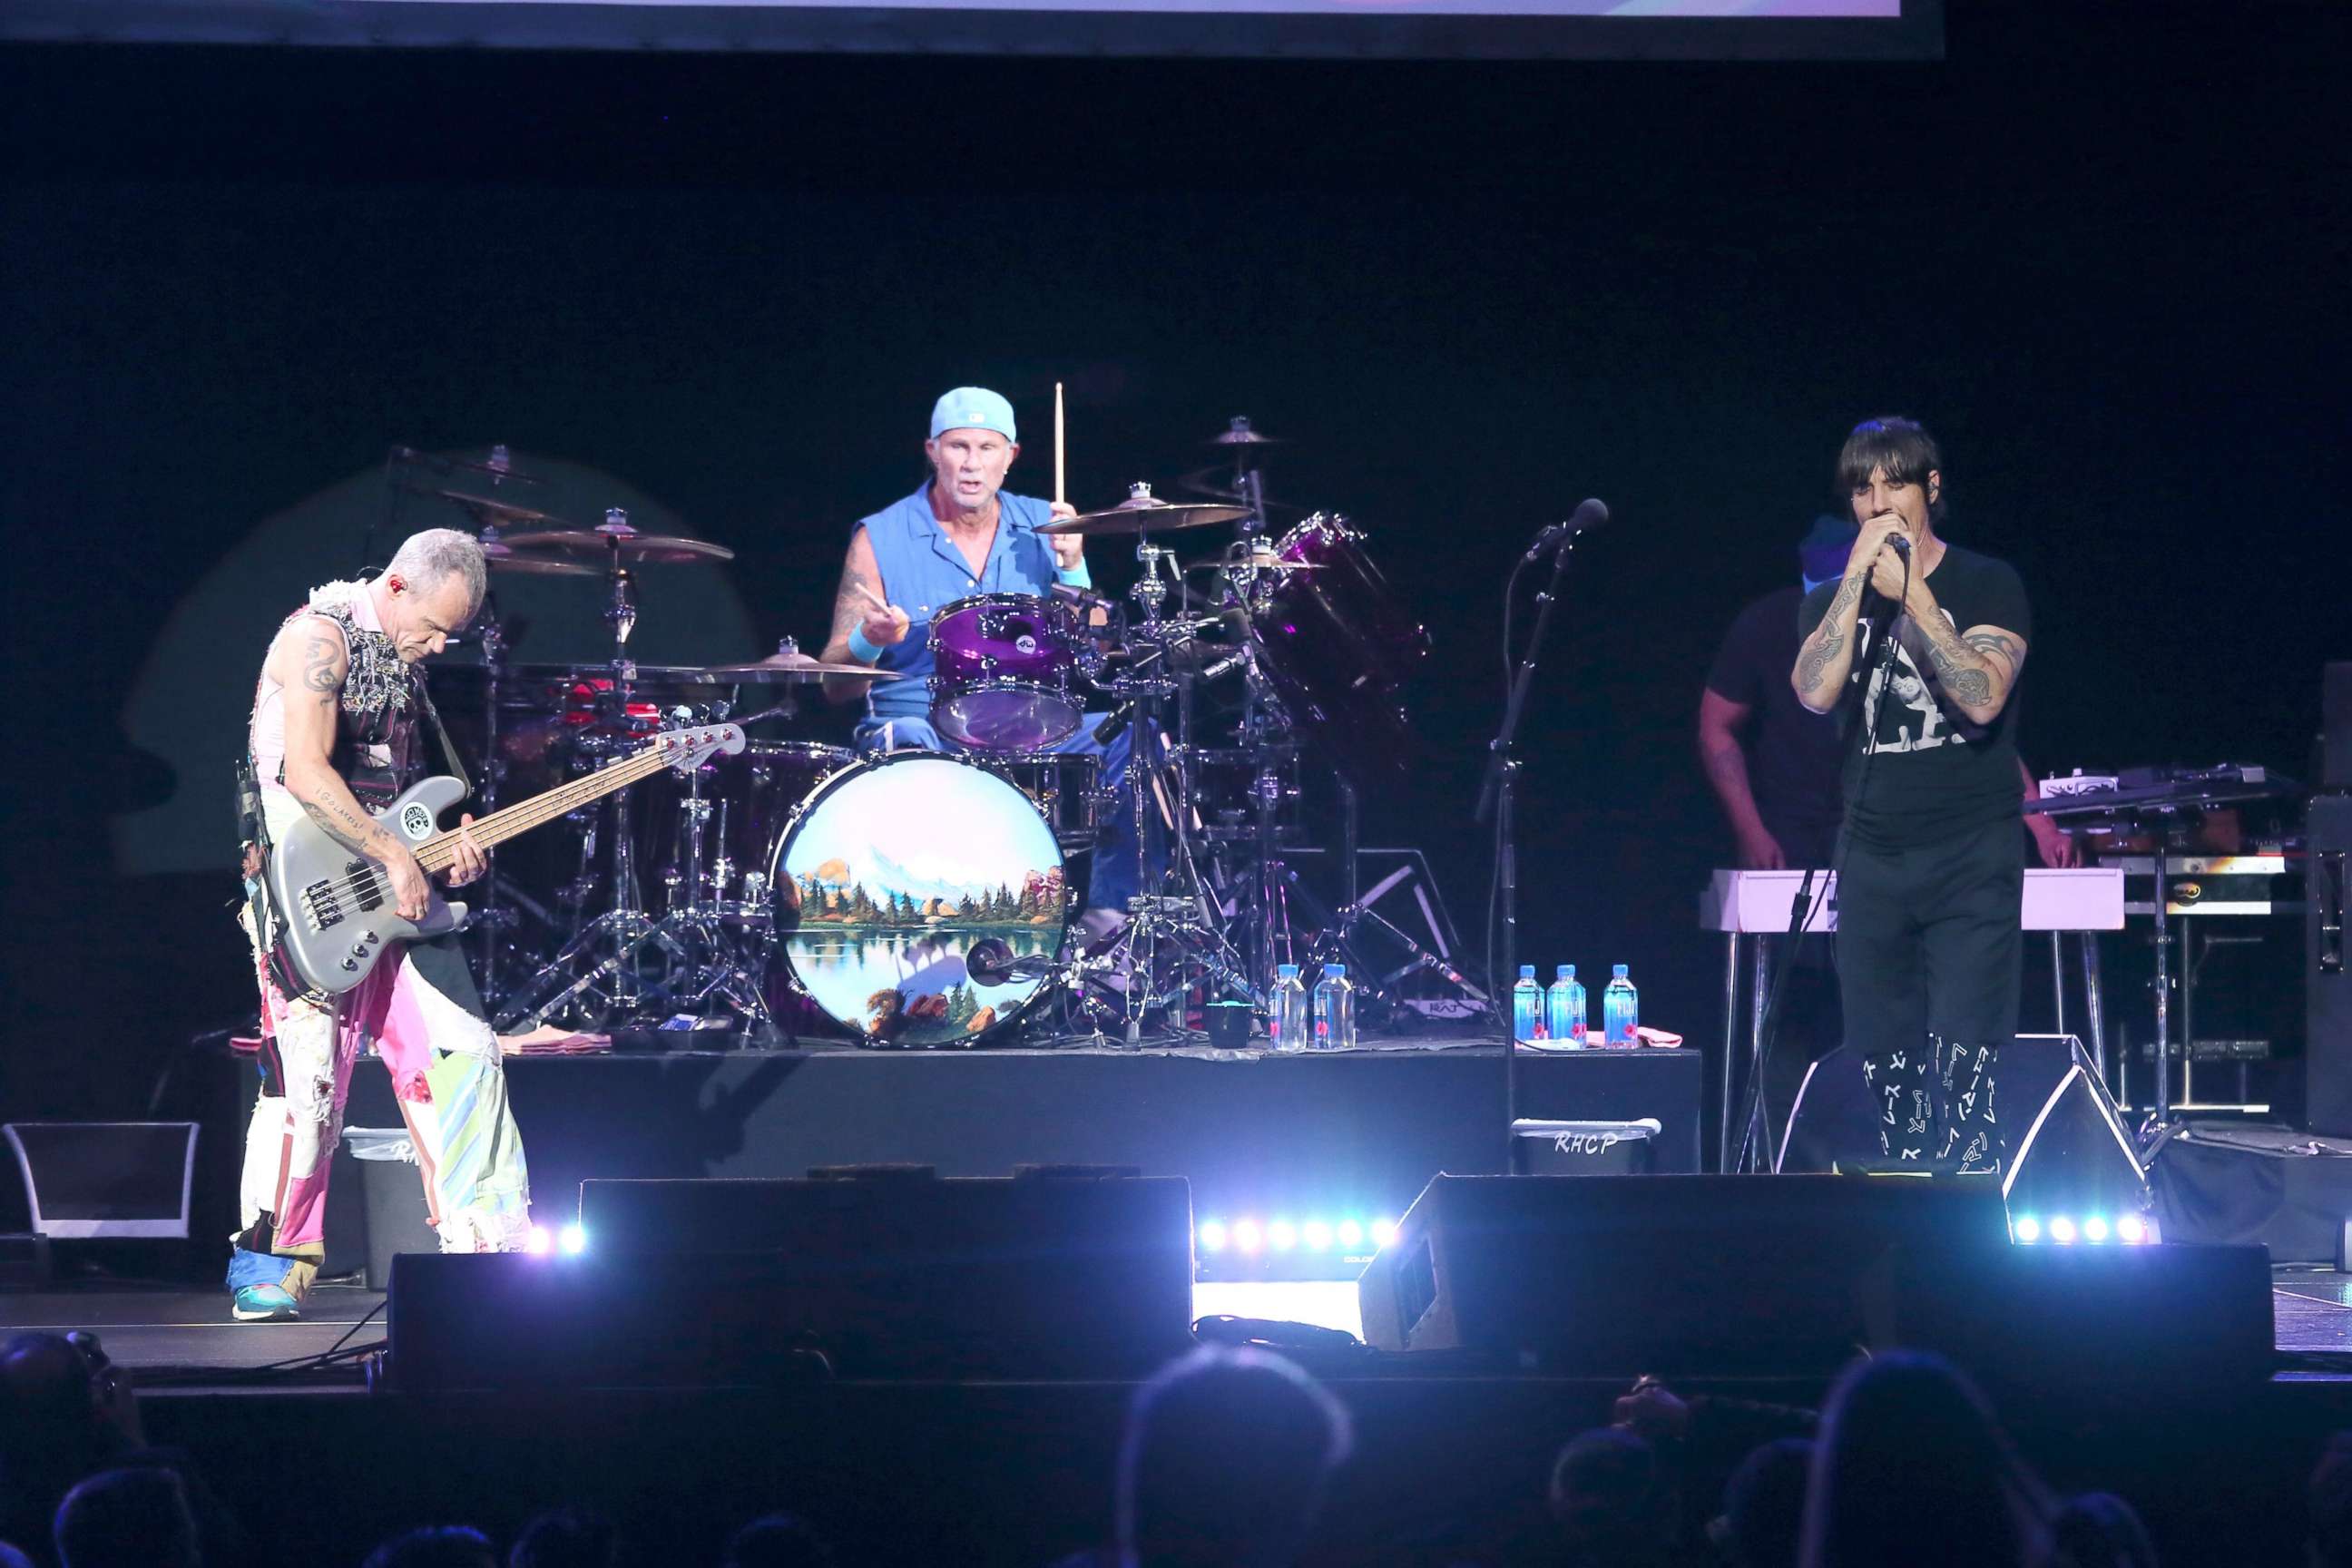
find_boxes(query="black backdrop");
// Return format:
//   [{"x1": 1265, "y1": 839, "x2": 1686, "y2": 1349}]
[{"x1": 3, "y1": 0, "x2": 2347, "y2": 1130}]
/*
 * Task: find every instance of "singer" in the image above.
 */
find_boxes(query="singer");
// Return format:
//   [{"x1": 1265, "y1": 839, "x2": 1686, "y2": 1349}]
[
  {"x1": 817, "y1": 386, "x2": 1145, "y2": 926},
  {"x1": 1789, "y1": 417, "x2": 2032, "y2": 1174}
]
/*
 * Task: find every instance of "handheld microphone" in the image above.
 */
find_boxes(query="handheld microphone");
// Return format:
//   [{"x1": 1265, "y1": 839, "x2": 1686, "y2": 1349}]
[
  {"x1": 1092, "y1": 702, "x2": 1137, "y2": 745},
  {"x1": 1888, "y1": 534, "x2": 1911, "y2": 561},
  {"x1": 1521, "y1": 497, "x2": 1611, "y2": 564}
]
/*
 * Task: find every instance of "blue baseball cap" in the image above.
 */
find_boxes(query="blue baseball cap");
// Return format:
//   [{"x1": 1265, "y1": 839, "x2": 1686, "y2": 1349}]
[{"x1": 929, "y1": 387, "x2": 1017, "y2": 442}]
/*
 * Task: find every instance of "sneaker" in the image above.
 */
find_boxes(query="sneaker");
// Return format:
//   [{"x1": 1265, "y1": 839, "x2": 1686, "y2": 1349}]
[{"x1": 230, "y1": 1283, "x2": 301, "y2": 1322}]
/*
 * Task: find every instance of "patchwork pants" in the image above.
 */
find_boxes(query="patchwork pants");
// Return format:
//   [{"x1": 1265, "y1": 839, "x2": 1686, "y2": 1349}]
[{"x1": 230, "y1": 797, "x2": 530, "y2": 1298}]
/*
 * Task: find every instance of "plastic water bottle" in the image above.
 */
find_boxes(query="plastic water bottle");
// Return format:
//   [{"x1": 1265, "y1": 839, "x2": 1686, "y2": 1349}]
[
  {"x1": 1268, "y1": 963, "x2": 1310, "y2": 1054},
  {"x1": 1602, "y1": 963, "x2": 1640, "y2": 1048},
  {"x1": 1545, "y1": 965, "x2": 1586, "y2": 1047},
  {"x1": 1312, "y1": 963, "x2": 1356, "y2": 1051},
  {"x1": 1512, "y1": 965, "x2": 1545, "y2": 1042}
]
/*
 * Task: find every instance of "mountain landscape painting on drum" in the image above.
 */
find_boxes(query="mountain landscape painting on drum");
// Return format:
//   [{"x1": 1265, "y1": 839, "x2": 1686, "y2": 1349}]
[{"x1": 775, "y1": 754, "x2": 1068, "y2": 1047}]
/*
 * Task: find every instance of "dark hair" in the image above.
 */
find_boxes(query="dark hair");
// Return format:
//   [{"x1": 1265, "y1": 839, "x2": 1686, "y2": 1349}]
[
  {"x1": 54, "y1": 1467, "x2": 200, "y2": 1568},
  {"x1": 362, "y1": 1525, "x2": 499, "y2": 1568},
  {"x1": 1835, "y1": 417, "x2": 1945, "y2": 522},
  {"x1": 1548, "y1": 1426, "x2": 1671, "y2": 1564},
  {"x1": 1799, "y1": 1352, "x2": 2051, "y2": 1568},
  {"x1": 721, "y1": 1514, "x2": 836, "y2": 1568},
  {"x1": 510, "y1": 1506, "x2": 617, "y2": 1568},
  {"x1": 2052, "y1": 1491, "x2": 2158, "y2": 1568},
  {"x1": 1117, "y1": 1346, "x2": 1353, "y2": 1568}
]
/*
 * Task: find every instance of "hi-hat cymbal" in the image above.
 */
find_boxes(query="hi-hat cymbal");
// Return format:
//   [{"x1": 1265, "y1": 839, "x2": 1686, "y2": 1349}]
[
  {"x1": 1039, "y1": 483, "x2": 1251, "y2": 537},
  {"x1": 1208, "y1": 417, "x2": 1285, "y2": 446},
  {"x1": 436, "y1": 491, "x2": 575, "y2": 528},
  {"x1": 499, "y1": 527, "x2": 736, "y2": 564},
  {"x1": 481, "y1": 540, "x2": 595, "y2": 577}
]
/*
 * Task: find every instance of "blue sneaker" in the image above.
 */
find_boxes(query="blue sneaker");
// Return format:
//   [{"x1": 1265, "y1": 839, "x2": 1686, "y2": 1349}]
[{"x1": 230, "y1": 1283, "x2": 301, "y2": 1322}]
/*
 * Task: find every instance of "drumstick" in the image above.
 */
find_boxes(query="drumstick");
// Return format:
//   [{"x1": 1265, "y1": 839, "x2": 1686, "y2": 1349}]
[
  {"x1": 852, "y1": 580, "x2": 892, "y2": 614},
  {"x1": 1054, "y1": 381, "x2": 1066, "y2": 505}
]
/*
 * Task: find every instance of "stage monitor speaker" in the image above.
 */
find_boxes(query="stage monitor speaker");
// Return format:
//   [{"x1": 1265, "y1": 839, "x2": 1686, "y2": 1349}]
[
  {"x1": 2, "y1": 1122, "x2": 198, "y2": 1240},
  {"x1": 1779, "y1": 1036, "x2": 2149, "y2": 1218},
  {"x1": 1355, "y1": 1173, "x2": 2273, "y2": 1391},
  {"x1": 382, "y1": 1171, "x2": 1196, "y2": 1391},
  {"x1": 2308, "y1": 795, "x2": 2352, "y2": 1136},
  {"x1": 1356, "y1": 1174, "x2": 2011, "y2": 1376}
]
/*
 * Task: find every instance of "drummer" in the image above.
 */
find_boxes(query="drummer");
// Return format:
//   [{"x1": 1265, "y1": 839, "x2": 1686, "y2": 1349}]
[{"x1": 819, "y1": 386, "x2": 1142, "y2": 920}]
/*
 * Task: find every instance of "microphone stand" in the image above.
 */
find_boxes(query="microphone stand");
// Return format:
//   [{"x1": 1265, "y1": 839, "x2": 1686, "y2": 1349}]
[{"x1": 1476, "y1": 532, "x2": 1583, "y2": 1173}]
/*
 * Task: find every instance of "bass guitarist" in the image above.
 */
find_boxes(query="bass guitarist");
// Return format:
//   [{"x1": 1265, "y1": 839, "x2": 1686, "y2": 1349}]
[{"x1": 228, "y1": 528, "x2": 531, "y2": 1322}]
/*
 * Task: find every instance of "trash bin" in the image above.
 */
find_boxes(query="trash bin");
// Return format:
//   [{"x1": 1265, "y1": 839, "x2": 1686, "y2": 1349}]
[{"x1": 342, "y1": 1128, "x2": 439, "y2": 1289}]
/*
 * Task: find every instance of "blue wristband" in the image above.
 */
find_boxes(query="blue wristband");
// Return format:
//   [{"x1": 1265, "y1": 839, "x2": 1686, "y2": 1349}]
[
  {"x1": 1055, "y1": 558, "x2": 1093, "y2": 590},
  {"x1": 846, "y1": 623, "x2": 884, "y2": 664}
]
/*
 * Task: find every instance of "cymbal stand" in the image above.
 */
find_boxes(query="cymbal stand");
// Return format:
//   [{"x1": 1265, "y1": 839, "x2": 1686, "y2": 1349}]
[
  {"x1": 493, "y1": 510, "x2": 683, "y2": 1031},
  {"x1": 1086, "y1": 534, "x2": 1258, "y2": 1040}
]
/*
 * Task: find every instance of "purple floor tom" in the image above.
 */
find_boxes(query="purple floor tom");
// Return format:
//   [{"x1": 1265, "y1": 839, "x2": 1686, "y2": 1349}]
[{"x1": 928, "y1": 592, "x2": 1086, "y2": 750}]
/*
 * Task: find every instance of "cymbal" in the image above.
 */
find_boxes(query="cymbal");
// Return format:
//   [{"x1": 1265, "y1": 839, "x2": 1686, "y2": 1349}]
[
  {"x1": 693, "y1": 651, "x2": 903, "y2": 683},
  {"x1": 499, "y1": 527, "x2": 736, "y2": 564},
  {"x1": 1039, "y1": 485, "x2": 1251, "y2": 537},
  {"x1": 393, "y1": 447, "x2": 546, "y2": 485},
  {"x1": 436, "y1": 491, "x2": 574, "y2": 527},
  {"x1": 1208, "y1": 418, "x2": 1285, "y2": 446},
  {"x1": 481, "y1": 541, "x2": 595, "y2": 578},
  {"x1": 1181, "y1": 554, "x2": 1323, "y2": 573}
]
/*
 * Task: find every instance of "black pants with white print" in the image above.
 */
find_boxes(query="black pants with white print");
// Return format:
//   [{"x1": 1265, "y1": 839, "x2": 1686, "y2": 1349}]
[{"x1": 1836, "y1": 814, "x2": 2024, "y2": 1172}]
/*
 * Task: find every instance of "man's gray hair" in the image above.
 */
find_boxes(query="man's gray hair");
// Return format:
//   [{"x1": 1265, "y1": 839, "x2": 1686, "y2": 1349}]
[{"x1": 387, "y1": 528, "x2": 488, "y2": 613}]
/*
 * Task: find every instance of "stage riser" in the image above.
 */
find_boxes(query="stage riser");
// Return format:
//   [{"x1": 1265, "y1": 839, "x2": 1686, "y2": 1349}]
[{"x1": 329, "y1": 1045, "x2": 1704, "y2": 1227}]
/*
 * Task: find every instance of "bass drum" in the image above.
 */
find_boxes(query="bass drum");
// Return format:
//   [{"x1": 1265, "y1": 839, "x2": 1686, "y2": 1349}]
[
  {"x1": 1250, "y1": 514, "x2": 1431, "y2": 781},
  {"x1": 767, "y1": 752, "x2": 1068, "y2": 1047}
]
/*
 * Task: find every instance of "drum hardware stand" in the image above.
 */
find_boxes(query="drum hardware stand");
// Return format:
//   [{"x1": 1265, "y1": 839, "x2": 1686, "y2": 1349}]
[
  {"x1": 1476, "y1": 520, "x2": 1587, "y2": 1171},
  {"x1": 1086, "y1": 530, "x2": 1259, "y2": 1041}
]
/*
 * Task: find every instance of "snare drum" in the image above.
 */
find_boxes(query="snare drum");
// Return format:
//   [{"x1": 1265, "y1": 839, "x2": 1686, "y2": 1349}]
[
  {"x1": 928, "y1": 593, "x2": 1086, "y2": 750},
  {"x1": 767, "y1": 752, "x2": 1068, "y2": 1047}
]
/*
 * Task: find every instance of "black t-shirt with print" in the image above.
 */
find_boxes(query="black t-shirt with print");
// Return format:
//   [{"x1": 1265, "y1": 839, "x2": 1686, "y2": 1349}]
[{"x1": 1798, "y1": 542, "x2": 2031, "y2": 849}]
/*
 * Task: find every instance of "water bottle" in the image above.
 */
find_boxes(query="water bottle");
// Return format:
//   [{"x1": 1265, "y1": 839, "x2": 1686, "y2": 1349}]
[
  {"x1": 1312, "y1": 963, "x2": 1356, "y2": 1051},
  {"x1": 1512, "y1": 965, "x2": 1545, "y2": 1043},
  {"x1": 1269, "y1": 963, "x2": 1310, "y2": 1054},
  {"x1": 1602, "y1": 963, "x2": 1640, "y2": 1048},
  {"x1": 1545, "y1": 965, "x2": 1586, "y2": 1047}
]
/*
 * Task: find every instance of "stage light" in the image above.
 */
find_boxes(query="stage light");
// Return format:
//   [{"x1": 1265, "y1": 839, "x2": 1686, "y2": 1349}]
[
  {"x1": 1302, "y1": 1220, "x2": 1334, "y2": 1250},
  {"x1": 1269, "y1": 1220, "x2": 1298, "y2": 1251},
  {"x1": 1338, "y1": 1220, "x2": 1365, "y2": 1248},
  {"x1": 2082, "y1": 1215, "x2": 2110, "y2": 1243},
  {"x1": 1370, "y1": 1217, "x2": 1398, "y2": 1247},
  {"x1": 2049, "y1": 1216, "x2": 2078, "y2": 1245},
  {"x1": 525, "y1": 1225, "x2": 554, "y2": 1255},
  {"x1": 2013, "y1": 1215, "x2": 2042, "y2": 1243},
  {"x1": 1233, "y1": 1219, "x2": 1263, "y2": 1253},
  {"x1": 2117, "y1": 1214, "x2": 2148, "y2": 1245},
  {"x1": 559, "y1": 1223, "x2": 587, "y2": 1255},
  {"x1": 1198, "y1": 1220, "x2": 1229, "y2": 1252}
]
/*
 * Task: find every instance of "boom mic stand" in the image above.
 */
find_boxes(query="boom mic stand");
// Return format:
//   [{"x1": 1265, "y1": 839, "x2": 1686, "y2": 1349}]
[{"x1": 1475, "y1": 521, "x2": 1589, "y2": 1172}]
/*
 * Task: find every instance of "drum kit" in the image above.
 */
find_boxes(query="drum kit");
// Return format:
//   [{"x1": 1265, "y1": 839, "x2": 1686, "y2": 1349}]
[{"x1": 397, "y1": 421, "x2": 1458, "y2": 1049}]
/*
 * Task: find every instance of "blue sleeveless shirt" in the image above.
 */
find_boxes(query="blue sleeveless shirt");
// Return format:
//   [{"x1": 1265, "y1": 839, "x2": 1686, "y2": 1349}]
[{"x1": 858, "y1": 485, "x2": 1067, "y2": 723}]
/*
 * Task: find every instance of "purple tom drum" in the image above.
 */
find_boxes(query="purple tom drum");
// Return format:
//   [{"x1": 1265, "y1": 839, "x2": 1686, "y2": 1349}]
[{"x1": 927, "y1": 592, "x2": 1086, "y2": 750}]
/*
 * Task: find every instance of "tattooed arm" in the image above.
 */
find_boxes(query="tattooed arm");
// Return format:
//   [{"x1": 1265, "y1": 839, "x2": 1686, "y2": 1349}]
[
  {"x1": 269, "y1": 616, "x2": 431, "y2": 917},
  {"x1": 818, "y1": 528, "x2": 908, "y2": 706},
  {"x1": 1901, "y1": 581, "x2": 2027, "y2": 726},
  {"x1": 1791, "y1": 573, "x2": 1868, "y2": 714}
]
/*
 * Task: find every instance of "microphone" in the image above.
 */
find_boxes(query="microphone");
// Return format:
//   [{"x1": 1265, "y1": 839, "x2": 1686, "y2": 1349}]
[
  {"x1": 1521, "y1": 497, "x2": 1611, "y2": 564},
  {"x1": 1092, "y1": 702, "x2": 1138, "y2": 745},
  {"x1": 1049, "y1": 582, "x2": 1117, "y2": 618},
  {"x1": 1888, "y1": 534, "x2": 1911, "y2": 561}
]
